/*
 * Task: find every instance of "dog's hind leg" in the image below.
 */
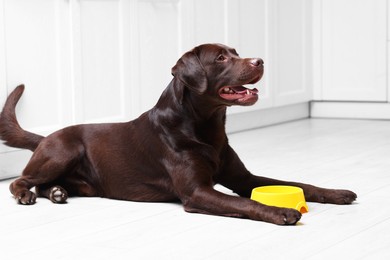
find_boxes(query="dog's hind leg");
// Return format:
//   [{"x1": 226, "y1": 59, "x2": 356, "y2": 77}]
[
  {"x1": 10, "y1": 166, "x2": 74, "y2": 205},
  {"x1": 9, "y1": 177, "x2": 38, "y2": 205},
  {"x1": 9, "y1": 138, "x2": 83, "y2": 205}
]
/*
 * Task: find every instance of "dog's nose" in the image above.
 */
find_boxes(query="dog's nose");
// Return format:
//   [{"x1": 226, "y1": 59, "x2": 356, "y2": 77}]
[{"x1": 250, "y1": 58, "x2": 263, "y2": 67}]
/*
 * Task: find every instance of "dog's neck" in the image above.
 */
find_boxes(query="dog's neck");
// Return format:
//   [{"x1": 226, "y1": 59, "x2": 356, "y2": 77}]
[
  {"x1": 155, "y1": 78, "x2": 226, "y2": 120},
  {"x1": 151, "y1": 78, "x2": 227, "y2": 146}
]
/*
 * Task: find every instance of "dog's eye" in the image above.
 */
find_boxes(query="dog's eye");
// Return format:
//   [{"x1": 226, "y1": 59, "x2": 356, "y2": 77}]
[{"x1": 216, "y1": 55, "x2": 227, "y2": 62}]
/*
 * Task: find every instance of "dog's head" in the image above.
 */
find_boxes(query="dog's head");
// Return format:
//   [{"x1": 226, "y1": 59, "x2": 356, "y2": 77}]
[{"x1": 172, "y1": 43, "x2": 263, "y2": 106}]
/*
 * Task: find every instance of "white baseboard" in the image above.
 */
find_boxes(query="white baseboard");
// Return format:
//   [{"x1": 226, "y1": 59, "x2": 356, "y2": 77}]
[
  {"x1": 310, "y1": 101, "x2": 390, "y2": 120},
  {"x1": 226, "y1": 102, "x2": 310, "y2": 133},
  {"x1": 0, "y1": 149, "x2": 32, "y2": 180}
]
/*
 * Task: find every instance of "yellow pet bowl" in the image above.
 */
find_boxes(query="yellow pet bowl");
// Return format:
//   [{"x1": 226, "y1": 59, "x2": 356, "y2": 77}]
[{"x1": 251, "y1": 186, "x2": 309, "y2": 213}]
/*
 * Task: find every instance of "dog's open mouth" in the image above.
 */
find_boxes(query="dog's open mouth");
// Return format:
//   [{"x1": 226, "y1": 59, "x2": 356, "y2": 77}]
[
  {"x1": 218, "y1": 74, "x2": 261, "y2": 105},
  {"x1": 219, "y1": 86, "x2": 259, "y2": 101}
]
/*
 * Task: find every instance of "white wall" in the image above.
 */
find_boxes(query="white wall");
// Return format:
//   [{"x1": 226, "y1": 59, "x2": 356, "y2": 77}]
[{"x1": 0, "y1": 0, "x2": 312, "y2": 179}]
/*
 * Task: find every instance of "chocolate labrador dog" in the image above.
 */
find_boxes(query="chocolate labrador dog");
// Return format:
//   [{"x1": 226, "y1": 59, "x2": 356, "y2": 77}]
[{"x1": 0, "y1": 43, "x2": 356, "y2": 225}]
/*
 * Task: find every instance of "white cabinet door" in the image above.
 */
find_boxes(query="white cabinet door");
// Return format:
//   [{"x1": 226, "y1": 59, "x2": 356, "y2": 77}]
[
  {"x1": 3, "y1": 0, "x2": 72, "y2": 134},
  {"x1": 128, "y1": 0, "x2": 186, "y2": 115},
  {"x1": 317, "y1": 0, "x2": 387, "y2": 101},
  {"x1": 272, "y1": 0, "x2": 313, "y2": 106}
]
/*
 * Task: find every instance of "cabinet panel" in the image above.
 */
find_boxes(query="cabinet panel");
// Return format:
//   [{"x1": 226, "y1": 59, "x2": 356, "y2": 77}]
[
  {"x1": 321, "y1": 0, "x2": 387, "y2": 101},
  {"x1": 273, "y1": 0, "x2": 312, "y2": 106},
  {"x1": 193, "y1": 0, "x2": 226, "y2": 44},
  {"x1": 136, "y1": 0, "x2": 181, "y2": 113},
  {"x1": 81, "y1": 0, "x2": 123, "y2": 121},
  {"x1": 3, "y1": 0, "x2": 67, "y2": 132},
  {"x1": 73, "y1": 0, "x2": 129, "y2": 123}
]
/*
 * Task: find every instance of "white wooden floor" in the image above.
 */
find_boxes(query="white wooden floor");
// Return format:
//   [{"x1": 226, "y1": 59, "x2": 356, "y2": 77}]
[{"x1": 1, "y1": 118, "x2": 390, "y2": 259}]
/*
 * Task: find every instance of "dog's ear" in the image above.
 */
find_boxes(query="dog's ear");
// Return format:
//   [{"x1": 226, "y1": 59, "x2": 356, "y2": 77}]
[{"x1": 171, "y1": 51, "x2": 207, "y2": 94}]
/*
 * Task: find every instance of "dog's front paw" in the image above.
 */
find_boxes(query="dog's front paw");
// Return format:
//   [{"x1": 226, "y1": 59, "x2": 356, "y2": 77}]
[
  {"x1": 313, "y1": 189, "x2": 357, "y2": 205},
  {"x1": 271, "y1": 207, "x2": 302, "y2": 225}
]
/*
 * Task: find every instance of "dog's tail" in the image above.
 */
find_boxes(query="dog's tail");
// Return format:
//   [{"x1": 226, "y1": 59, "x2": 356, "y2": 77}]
[{"x1": 0, "y1": 85, "x2": 44, "y2": 151}]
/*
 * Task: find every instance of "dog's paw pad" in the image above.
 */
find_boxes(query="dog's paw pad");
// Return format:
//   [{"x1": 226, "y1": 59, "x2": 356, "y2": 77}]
[{"x1": 49, "y1": 186, "x2": 68, "y2": 204}]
